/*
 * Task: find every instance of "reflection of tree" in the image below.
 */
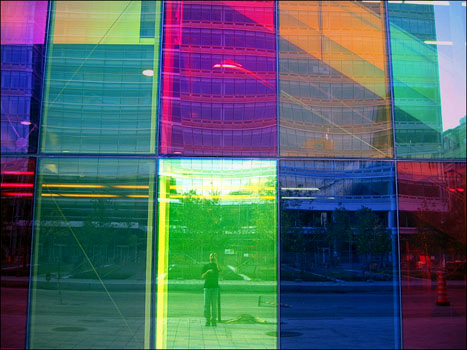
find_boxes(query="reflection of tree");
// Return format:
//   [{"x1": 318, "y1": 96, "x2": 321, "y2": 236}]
[
  {"x1": 39, "y1": 196, "x2": 147, "y2": 279},
  {"x1": 80, "y1": 198, "x2": 145, "y2": 266},
  {"x1": 281, "y1": 206, "x2": 322, "y2": 272},
  {"x1": 82, "y1": 198, "x2": 119, "y2": 264},
  {"x1": 325, "y1": 207, "x2": 352, "y2": 264},
  {"x1": 281, "y1": 205, "x2": 393, "y2": 280},
  {"x1": 353, "y1": 207, "x2": 391, "y2": 271},
  {"x1": 170, "y1": 181, "x2": 276, "y2": 281},
  {"x1": 171, "y1": 190, "x2": 224, "y2": 260},
  {"x1": 409, "y1": 199, "x2": 466, "y2": 277},
  {"x1": 322, "y1": 207, "x2": 391, "y2": 270}
]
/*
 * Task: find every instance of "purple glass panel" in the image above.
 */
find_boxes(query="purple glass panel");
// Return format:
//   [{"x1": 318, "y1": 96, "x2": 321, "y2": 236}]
[
  {"x1": 160, "y1": 1, "x2": 277, "y2": 156},
  {"x1": 1, "y1": 1, "x2": 47, "y2": 153},
  {"x1": 1, "y1": 1, "x2": 48, "y2": 45}
]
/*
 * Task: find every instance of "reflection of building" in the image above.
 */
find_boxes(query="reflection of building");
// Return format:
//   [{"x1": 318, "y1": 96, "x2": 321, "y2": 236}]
[
  {"x1": 398, "y1": 162, "x2": 466, "y2": 286},
  {"x1": 279, "y1": 1, "x2": 393, "y2": 158},
  {"x1": 0, "y1": 1, "x2": 47, "y2": 153},
  {"x1": 398, "y1": 162, "x2": 466, "y2": 237},
  {"x1": 280, "y1": 160, "x2": 396, "y2": 239},
  {"x1": 443, "y1": 116, "x2": 466, "y2": 159},
  {"x1": 388, "y1": 3, "x2": 444, "y2": 158}
]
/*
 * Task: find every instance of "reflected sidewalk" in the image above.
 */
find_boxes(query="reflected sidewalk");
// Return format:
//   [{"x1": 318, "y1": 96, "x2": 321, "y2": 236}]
[{"x1": 166, "y1": 317, "x2": 276, "y2": 349}]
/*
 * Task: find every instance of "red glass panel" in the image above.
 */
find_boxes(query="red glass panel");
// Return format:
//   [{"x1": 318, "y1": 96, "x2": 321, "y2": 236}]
[
  {"x1": 398, "y1": 162, "x2": 466, "y2": 349},
  {"x1": 1, "y1": 157, "x2": 36, "y2": 350}
]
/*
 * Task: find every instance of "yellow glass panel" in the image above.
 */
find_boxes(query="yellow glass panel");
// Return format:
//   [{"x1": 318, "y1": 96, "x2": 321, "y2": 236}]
[{"x1": 53, "y1": 1, "x2": 149, "y2": 44}]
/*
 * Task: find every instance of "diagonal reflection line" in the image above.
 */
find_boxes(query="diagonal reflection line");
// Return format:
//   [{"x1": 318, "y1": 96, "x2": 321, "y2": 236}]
[
  {"x1": 47, "y1": 1, "x2": 133, "y2": 107},
  {"x1": 43, "y1": 185, "x2": 135, "y2": 336},
  {"x1": 280, "y1": 89, "x2": 388, "y2": 156},
  {"x1": 26, "y1": 123, "x2": 38, "y2": 138},
  {"x1": 5, "y1": 114, "x2": 20, "y2": 137},
  {"x1": 281, "y1": 64, "x2": 384, "y2": 125}
]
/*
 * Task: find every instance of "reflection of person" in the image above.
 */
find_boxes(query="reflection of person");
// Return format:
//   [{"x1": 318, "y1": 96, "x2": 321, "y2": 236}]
[{"x1": 201, "y1": 252, "x2": 220, "y2": 326}]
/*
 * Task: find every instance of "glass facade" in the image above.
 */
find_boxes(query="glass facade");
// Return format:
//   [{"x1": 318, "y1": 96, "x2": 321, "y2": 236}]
[
  {"x1": 388, "y1": 1, "x2": 466, "y2": 159},
  {"x1": 28, "y1": 158, "x2": 156, "y2": 349},
  {"x1": 1, "y1": 157, "x2": 36, "y2": 349},
  {"x1": 157, "y1": 159, "x2": 277, "y2": 349},
  {"x1": 280, "y1": 160, "x2": 398, "y2": 349},
  {"x1": 279, "y1": 2, "x2": 393, "y2": 158},
  {"x1": 398, "y1": 162, "x2": 466, "y2": 349},
  {"x1": 40, "y1": 1, "x2": 162, "y2": 154},
  {"x1": 1, "y1": 1, "x2": 48, "y2": 153},
  {"x1": 1, "y1": 1, "x2": 465, "y2": 349}
]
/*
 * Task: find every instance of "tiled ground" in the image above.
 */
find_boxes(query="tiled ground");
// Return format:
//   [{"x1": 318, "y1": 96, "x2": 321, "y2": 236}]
[{"x1": 166, "y1": 317, "x2": 276, "y2": 349}]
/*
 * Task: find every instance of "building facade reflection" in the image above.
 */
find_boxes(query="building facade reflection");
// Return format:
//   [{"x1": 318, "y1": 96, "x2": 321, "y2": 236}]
[
  {"x1": 280, "y1": 160, "x2": 398, "y2": 349},
  {"x1": 0, "y1": 1, "x2": 48, "y2": 153},
  {"x1": 279, "y1": 1, "x2": 393, "y2": 158},
  {"x1": 398, "y1": 162, "x2": 466, "y2": 349}
]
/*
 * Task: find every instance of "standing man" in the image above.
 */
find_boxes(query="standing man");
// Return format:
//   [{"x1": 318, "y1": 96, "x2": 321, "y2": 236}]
[{"x1": 201, "y1": 252, "x2": 220, "y2": 326}]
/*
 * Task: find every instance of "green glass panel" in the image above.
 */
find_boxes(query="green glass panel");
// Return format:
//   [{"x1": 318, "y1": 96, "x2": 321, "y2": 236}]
[
  {"x1": 29, "y1": 158, "x2": 156, "y2": 349},
  {"x1": 40, "y1": 1, "x2": 161, "y2": 154},
  {"x1": 156, "y1": 159, "x2": 278, "y2": 349},
  {"x1": 388, "y1": 2, "x2": 466, "y2": 159}
]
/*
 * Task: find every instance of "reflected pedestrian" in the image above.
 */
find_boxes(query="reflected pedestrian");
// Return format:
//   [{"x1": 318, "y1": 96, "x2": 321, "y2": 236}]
[{"x1": 201, "y1": 252, "x2": 220, "y2": 326}]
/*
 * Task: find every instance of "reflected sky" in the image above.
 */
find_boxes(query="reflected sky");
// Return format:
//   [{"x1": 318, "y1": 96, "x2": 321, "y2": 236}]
[{"x1": 433, "y1": 1, "x2": 466, "y2": 130}]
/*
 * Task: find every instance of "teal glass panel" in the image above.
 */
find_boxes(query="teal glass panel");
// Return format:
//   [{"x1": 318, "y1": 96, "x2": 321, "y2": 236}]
[
  {"x1": 388, "y1": 1, "x2": 466, "y2": 159},
  {"x1": 40, "y1": 1, "x2": 162, "y2": 154},
  {"x1": 156, "y1": 159, "x2": 277, "y2": 349},
  {"x1": 28, "y1": 158, "x2": 156, "y2": 349}
]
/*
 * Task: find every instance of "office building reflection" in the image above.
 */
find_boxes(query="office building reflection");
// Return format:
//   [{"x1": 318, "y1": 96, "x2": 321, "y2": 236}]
[
  {"x1": 280, "y1": 160, "x2": 398, "y2": 349},
  {"x1": 279, "y1": 1, "x2": 393, "y2": 158}
]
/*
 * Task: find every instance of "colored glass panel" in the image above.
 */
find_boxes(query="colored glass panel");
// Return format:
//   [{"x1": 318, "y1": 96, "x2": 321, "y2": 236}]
[
  {"x1": 28, "y1": 158, "x2": 156, "y2": 349},
  {"x1": 398, "y1": 161, "x2": 466, "y2": 349},
  {"x1": 388, "y1": 2, "x2": 466, "y2": 159},
  {"x1": 1, "y1": 1, "x2": 47, "y2": 154},
  {"x1": 160, "y1": 1, "x2": 277, "y2": 156},
  {"x1": 1, "y1": 1, "x2": 48, "y2": 45},
  {"x1": 1, "y1": 45, "x2": 45, "y2": 154},
  {"x1": 52, "y1": 1, "x2": 152, "y2": 45},
  {"x1": 279, "y1": 1, "x2": 393, "y2": 158},
  {"x1": 40, "y1": 1, "x2": 161, "y2": 154},
  {"x1": 1, "y1": 157, "x2": 36, "y2": 350},
  {"x1": 280, "y1": 160, "x2": 399, "y2": 349},
  {"x1": 157, "y1": 159, "x2": 277, "y2": 349}
]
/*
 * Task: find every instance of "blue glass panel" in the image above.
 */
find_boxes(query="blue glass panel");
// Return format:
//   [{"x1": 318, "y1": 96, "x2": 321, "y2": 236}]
[
  {"x1": 280, "y1": 160, "x2": 399, "y2": 349},
  {"x1": 1, "y1": 45, "x2": 45, "y2": 153}
]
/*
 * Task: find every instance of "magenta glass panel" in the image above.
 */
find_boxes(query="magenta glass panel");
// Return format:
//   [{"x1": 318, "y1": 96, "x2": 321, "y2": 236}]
[
  {"x1": 160, "y1": 1, "x2": 277, "y2": 156},
  {"x1": 0, "y1": 1, "x2": 48, "y2": 45},
  {"x1": 1, "y1": 157, "x2": 36, "y2": 349},
  {"x1": 398, "y1": 162, "x2": 466, "y2": 349}
]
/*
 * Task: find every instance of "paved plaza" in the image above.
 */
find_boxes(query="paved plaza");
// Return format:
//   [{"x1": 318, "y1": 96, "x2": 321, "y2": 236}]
[{"x1": 2, "y1": 277, "x2": 465, "y2": 349}]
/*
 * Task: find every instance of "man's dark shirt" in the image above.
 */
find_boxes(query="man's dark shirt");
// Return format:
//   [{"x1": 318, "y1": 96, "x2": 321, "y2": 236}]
[{"x1": 202, "y1": 263, "x2": 219, "y2": 288}]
